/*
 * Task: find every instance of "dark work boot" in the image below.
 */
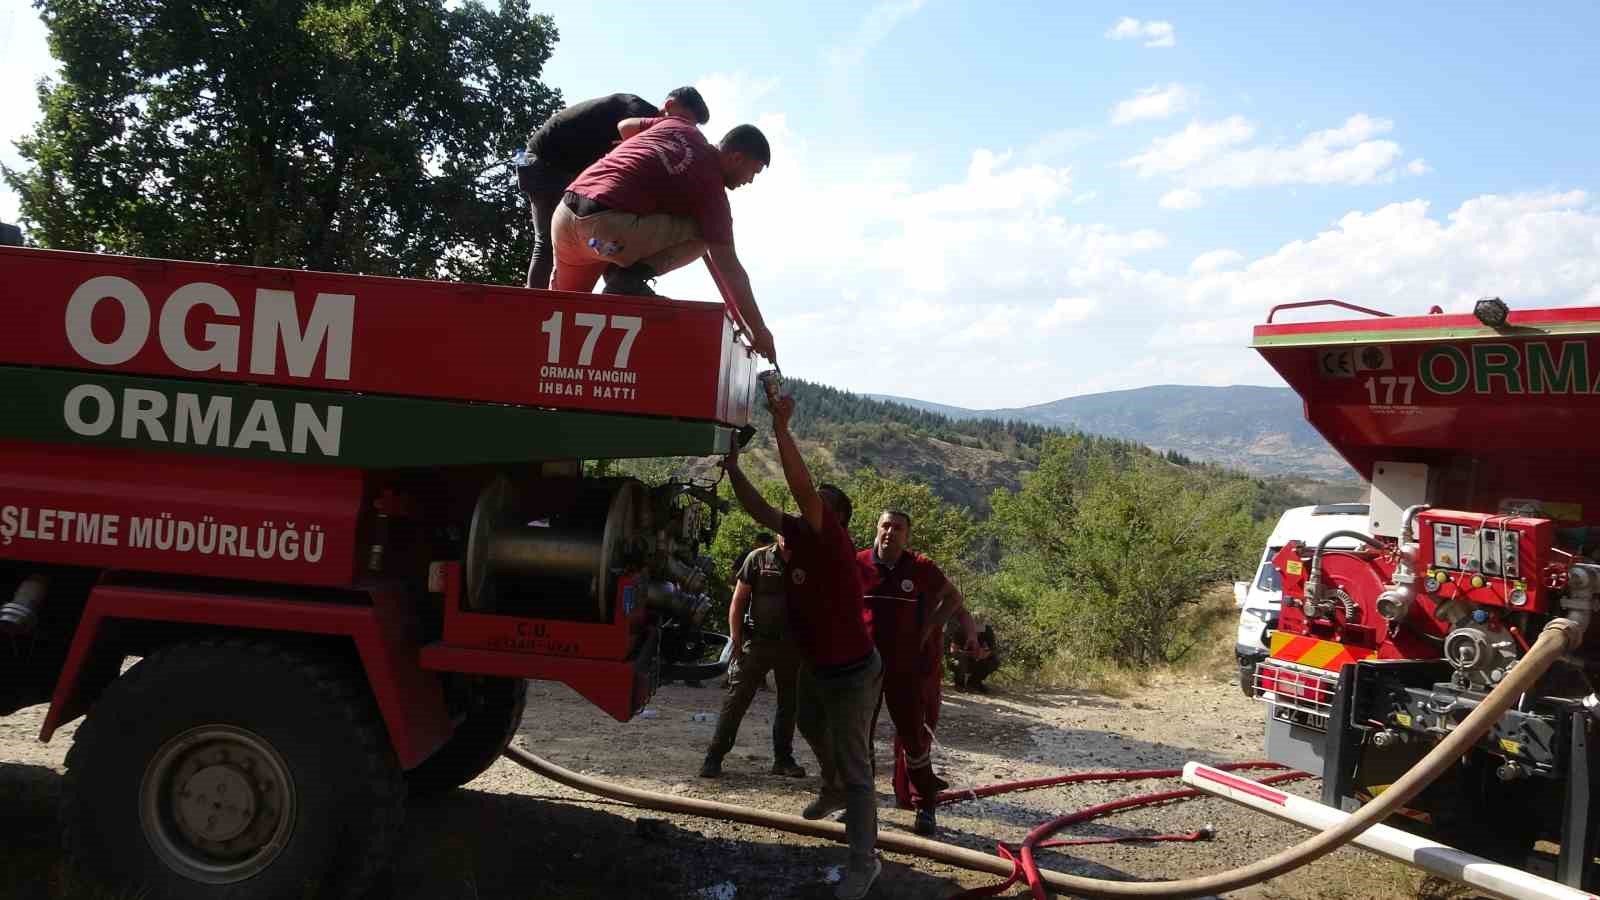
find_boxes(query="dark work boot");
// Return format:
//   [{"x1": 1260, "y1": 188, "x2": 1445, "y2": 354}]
[
  {"x1": 914, "y1": 806, "x2": 937, "y2": 836},
  {"x1": 699, "y1": 753, "x2": 723, "y2": 778},
  {"x1": 602, "y1": 262, "x2": 658, "y2": 296},
  {"x1": 771, "y1": 756, "x2": 806, "y2": 778}
]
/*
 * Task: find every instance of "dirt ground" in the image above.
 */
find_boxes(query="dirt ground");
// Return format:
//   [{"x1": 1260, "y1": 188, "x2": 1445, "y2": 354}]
[{"x1": 0, "y1": 664, "x2": 1481, "y2": 900}]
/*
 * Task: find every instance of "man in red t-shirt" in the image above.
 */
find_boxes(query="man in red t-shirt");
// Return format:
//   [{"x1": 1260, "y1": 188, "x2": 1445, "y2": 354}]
[
  {"x1": 721, "y1": 393, "x2": 883, "y2": 900},
  {"x1": 860, "y1": 509, "x2": 978, "y2": 836},
  {"x1": 551, "y1": 118, "x2": 777, "y2": 361}
]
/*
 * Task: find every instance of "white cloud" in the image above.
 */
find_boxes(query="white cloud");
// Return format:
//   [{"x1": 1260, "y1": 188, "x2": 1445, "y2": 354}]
[
  {"x1": 1175, "y1": 191, "x2": 1600, "y2": 315},
  {"x1": 1040, "y1": 297, "x2": 1100, "y2": 329},
  {"x1": 1111, "y1": 83, "x2": 1191, "y2": 125},
  {"x1": 1124, "y1": 114, "x2": 1408, "y2": 202},
  {"x1": 1189, "y1": 249, "x2": 1243, "y2": 273},
  {"x1": 1159, "y1": 188, "x2": 1204, "y2": 210},
  {"x1": 1407, "y1": 158, "x2": 1432, "y2": 176},
  {"x1": 1106, "y1": 17, "x2": 1176, "y2": 48},
  {"x1": 1123, "y1": 116, "x2": 1255, "y2": 176},
  {"x1": 725, "y1": 162, "x2": 1600, "y2": 405}
]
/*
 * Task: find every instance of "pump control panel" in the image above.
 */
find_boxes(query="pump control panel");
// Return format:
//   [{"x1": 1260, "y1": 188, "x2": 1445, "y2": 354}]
[{"x1": 1415, "y1": 509, "x2": 1554, "y2": 613}]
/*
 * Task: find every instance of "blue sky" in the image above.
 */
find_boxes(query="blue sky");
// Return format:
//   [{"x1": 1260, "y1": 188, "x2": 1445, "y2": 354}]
[{"x1": 4, "y1": 1, "x2": 1599, "y2": 406}]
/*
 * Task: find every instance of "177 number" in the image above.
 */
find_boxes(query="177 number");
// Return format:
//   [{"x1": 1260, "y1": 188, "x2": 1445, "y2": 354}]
[
  {"x1": 1363, "y1": 376, "x2": 1415, "y2": 405},
  {"x1": 539, "y1": 312, "x2": 643, "y2": 367}
]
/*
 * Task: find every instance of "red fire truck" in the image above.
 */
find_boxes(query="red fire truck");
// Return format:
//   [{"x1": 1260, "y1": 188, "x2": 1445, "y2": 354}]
[
  {"x1": 1250, "y1": 298, "x2": 1600, "y2": 890},
  {"x1": 0, "y1": 245, "x2": 755, "y2": 898}
]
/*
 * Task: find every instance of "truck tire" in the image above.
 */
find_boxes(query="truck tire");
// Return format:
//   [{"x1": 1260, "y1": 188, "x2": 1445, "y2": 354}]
[
  {"x1": 59, "y1": 639, "x2": 404, "y2": 900},
  {"x1": 1238, "y1": 660, "x2": 1259, "y2": 699},
  {"x1": 405, "y1": 676, "x2": 527, "y2": 795}
]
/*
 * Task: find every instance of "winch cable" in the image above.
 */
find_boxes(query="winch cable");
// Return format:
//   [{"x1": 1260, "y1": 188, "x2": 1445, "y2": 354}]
[{"x1": 502, "y1": 615, "x2": 1584, "y2": 898}]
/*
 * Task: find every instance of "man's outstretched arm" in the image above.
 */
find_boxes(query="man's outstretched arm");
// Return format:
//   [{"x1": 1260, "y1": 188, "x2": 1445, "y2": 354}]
[
  {"x1": 768, "y1": 395, "x2": 822, "y2": 532},
  {"x1": 721, "y1": 449, "x2": 783, "y2": 533},
  {"x1": 706, "y1": 243, "x2": 776, "y2": 362}
]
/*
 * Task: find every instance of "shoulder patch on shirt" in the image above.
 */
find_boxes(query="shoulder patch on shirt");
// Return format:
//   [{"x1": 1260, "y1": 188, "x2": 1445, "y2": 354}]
[{"x1": 791, "y1": 568, "x2": 807, "y2": 585}]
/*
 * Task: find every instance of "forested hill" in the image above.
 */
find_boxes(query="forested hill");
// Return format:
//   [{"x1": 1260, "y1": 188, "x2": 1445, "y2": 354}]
[
  {"x1": 872, "y1": 385, "x2": 1348, "y2": 479},
  {"x1": 704, "y1": 379, "x2": 1353, "y2": 516}
]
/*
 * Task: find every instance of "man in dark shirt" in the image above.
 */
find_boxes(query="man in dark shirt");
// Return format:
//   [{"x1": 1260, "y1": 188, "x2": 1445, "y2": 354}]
[
  {"x1": 519, "y1": 88, "x2": 710, "y2": 290},
  {"x1": 720, "y1": 395, "x2": 883, "y2": 900},
  {"x1": 859, "y1": 510, "x2": 977, "y2": 836},
  {"x1": 699, "y1": 534, "x2": 806, "y2": 779},
  {"x1": 552, "y1": 118, "x2": 777, "y2": 362}
]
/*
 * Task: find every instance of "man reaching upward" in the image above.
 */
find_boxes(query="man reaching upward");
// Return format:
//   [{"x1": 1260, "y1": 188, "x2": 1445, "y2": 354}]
[{"x1": 720, "y1": 394, "x2": 882, "y2": 900}]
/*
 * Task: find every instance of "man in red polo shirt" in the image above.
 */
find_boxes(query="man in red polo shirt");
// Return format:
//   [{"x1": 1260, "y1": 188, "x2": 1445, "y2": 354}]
[
  {"x1": 551, "y1": 116, "x2": 777, "y2": 361},
  {"x1": 861, "y1": 509, "x2": 978, "y2": 836},
  {"x1": 721, "y1": 394, "x2": 883, "y2": 900}
]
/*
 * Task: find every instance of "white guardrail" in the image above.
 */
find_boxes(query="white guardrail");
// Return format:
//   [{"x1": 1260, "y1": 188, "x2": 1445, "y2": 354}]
[{"x1": 1181, "y1": 762, "x2": 1598, "y2": 900}]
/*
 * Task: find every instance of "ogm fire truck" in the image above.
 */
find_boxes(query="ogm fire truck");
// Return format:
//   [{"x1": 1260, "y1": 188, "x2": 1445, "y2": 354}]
[
  {"x1": 1251, "y1": 298, "x2": 1600, "y2": 890},
  {"x1": 0, "y1": 244, "x2": 753, "y2": 898}
]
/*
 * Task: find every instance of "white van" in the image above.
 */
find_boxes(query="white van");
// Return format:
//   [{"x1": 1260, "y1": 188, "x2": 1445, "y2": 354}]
[{"x1": 1233, "y1": 502, "x2": 1370, "y2": 697}]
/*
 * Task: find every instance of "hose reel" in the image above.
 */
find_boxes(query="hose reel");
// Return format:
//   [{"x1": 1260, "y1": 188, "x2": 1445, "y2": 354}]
[{"x1": 465, "y1": 476, "x2": 645, "y2": 619}]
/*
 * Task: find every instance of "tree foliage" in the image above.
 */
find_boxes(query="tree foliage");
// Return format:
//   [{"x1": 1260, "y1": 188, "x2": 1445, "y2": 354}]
[
  {"x1": 4, "y1": 0, "x2": 560, "y2": 283},
  {"x1": 984, "y1": 435, "x2": 1266, "y2": 667},
  {"x1": 607, "y1": 387, "x2": 1299, "y2": 679}
]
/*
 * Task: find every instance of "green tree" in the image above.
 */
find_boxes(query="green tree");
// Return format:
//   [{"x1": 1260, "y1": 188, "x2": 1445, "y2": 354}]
[
  {"x1": 987, "y1": 435, "x2": 1266, "y2": 667},
  {"x1": 4, "y1": 0, "x2": 560, "y2": 283}
]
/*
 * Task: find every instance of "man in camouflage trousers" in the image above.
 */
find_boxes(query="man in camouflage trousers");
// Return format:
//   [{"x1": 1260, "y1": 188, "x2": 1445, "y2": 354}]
[{"x1": 699, "y1": 535, "x2": 807, "y2": 778}]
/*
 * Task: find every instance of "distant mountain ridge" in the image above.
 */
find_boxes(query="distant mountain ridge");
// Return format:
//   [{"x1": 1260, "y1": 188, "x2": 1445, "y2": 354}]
[{"x1": 870, "y1": 385, "x2": 1350, "y2": 479}]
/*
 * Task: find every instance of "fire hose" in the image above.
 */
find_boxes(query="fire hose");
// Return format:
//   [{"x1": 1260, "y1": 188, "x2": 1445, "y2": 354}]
[{"x1": 503, "y1": 615, "x2": 1585, "y2": 898}]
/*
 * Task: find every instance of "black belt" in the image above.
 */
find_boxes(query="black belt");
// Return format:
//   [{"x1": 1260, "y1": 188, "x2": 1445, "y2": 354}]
[{"x1": 562, "y1": 191, "x2": 609, "y2": 217}]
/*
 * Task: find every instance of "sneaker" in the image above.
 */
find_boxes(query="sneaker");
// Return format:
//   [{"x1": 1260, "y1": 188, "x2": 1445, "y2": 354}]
[
  {"x1": 601, "y1": 263, "x2": 658, "y2": 296},
  {"x1": 834, "y1": 855, "x2": 882, "y2": 900},
  {"x1": 699, "y1": 754, "x2": 722, "y2": 778},
  {"x1": 771, "y1": 757, "x2": 807, "y2": 778},
  {"x1": 913, "y1": 807, "x2": 937, "y2": 836},
  {"x1": 802, "y1": 792, "x2": 849, "y2": 820}
]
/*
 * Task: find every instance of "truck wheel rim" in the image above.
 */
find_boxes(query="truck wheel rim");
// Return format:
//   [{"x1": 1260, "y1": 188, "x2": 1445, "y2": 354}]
[{"x1": 139, "y1": 725, "x2": 298, "y2": 884}]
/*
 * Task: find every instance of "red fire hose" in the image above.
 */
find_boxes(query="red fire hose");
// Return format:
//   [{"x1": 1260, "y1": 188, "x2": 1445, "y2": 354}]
[{"x1": 938, "y1": 763, "x2": 1313, "y2": 899}]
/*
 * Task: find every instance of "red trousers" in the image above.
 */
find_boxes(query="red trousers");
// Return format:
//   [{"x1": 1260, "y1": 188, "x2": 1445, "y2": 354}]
[{"x1": 874, "y1": 658, "x2": 945, "y2": 810}]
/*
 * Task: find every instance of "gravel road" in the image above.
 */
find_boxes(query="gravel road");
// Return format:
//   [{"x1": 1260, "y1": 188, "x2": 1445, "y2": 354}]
[{"x1": 2, "y1": 668, "x2": 1462, "y2": 899}]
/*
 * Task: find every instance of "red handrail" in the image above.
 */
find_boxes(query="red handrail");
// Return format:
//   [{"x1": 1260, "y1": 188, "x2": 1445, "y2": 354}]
[{"x1": 1266, "y1": 298, "x2": 1395, "y2": 323}]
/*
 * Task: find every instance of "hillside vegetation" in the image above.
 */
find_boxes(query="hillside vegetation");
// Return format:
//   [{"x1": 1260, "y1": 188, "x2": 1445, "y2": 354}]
[
  {"x1": 878, "y1": 384, "x2": 1356, "y2": 480},
  {"x1": 612, "y1": 379, "x2": 1361, "y2": 678}
]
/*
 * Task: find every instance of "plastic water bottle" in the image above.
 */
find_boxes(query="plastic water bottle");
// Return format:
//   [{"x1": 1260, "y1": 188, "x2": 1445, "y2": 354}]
[{"x1": 587, "y1": 237, "x2": 623, "y2": 257}]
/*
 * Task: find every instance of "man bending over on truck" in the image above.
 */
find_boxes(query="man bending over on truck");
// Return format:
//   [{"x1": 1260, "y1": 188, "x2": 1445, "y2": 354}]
[
  {"x1": 551, "y1": 119, "x2": 778, "y2": 362},
  {"x1": 720, "y1": 398, "x2": 883, "y2": 900},
  {"x1": 519, "y1": 87, "x2": 710, "y2": 290},
  {"x1": 860, "y1": 510, "x2": 977, "y2": 836},
  {"x1": 698, "y1": 532, "x2": 807, "y2": 779}
]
